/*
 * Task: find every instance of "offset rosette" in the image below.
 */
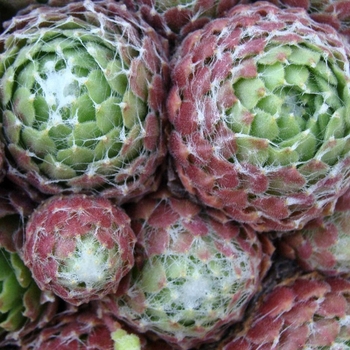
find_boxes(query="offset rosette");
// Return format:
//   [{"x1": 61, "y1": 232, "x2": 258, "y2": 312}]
[
  {"x1": 21, "y1": 305, "x2": 144, "y2": 350},
  {"x1": 220, "y1": 272, "x2": 350, "y2": 349},
  {"x1": 0, "y1": 0, "x2": 169, "y2": 202},
  {"x1": 104, "y1": 188, "x2": 273, "y2": 349},
  {"x1": 0, "y1": 245, "x2": 58, "y2": 348},
  {"x1": 168, "y1": 2, "x2": 350, "y2": 232},
  {"x1": 0, "y1": 181, "x2": 58, "y2": 348},
  {"x1": 277, "y1": 187, "x2": 350, "y2": 276},
  {"x1": 23, "y1": 194, "x2": 136, "y2": 306}
]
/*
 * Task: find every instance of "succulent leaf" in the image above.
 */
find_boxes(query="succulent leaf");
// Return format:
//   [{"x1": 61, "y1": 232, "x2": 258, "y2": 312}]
[{"x1": 112, "y1": 328, "x2": 141, "y2": 350}]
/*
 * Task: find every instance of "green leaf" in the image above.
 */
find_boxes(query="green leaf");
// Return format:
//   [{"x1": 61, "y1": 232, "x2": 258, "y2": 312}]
[
  {"x1": 63, "y1": 48, "x2": 97, "y2": 70},
  {"x1": 13, "y1": 87, "x2": 36, "y2": 126},
  {"x1": 324, "y1": 108, "x2": 345, "y2": 139},
  {"x1": 315, "y1": 75, "x2": 342, "y2": 110},
  {"x1": 0, "y1": 39, "x2": 18, "y2": 78},
  {"x1": 316, "y1": 138, "x2": 347, "y2": 165},
  {"x1": 298, "y1": 159, "x2": 329, "y2": 179},
  {"x1": 236, "y1": 135, "x2": 269, "y2": 165},
  {"x1": 318, "y1": 113, "x2": 331, "y2": 139},
  {"x1": 341, "y1": 85, "x2": 350, "y2": 128},
  {"x1": 226, "y1": 103, "x2": 252, "y2": 134},
  {"x1": 0, "y1": 250, "x2": 12, "y2": 280},
  {"x1": 69, "y1": 121, "x2": 102, "y2": 148},
  {"x1": 0, "y1": 302, "x2": 25, "y2": 332},
  {"x1": 96, "y1": 96, "x2": 123, "y2": 134},
  {"x1": 257, "y1": 94, "x2": 283, "y2": 115},
  {"x1": 279, "y1": 130, "x2": 317, "y2": 161},
  {"x1": 105, "y1": 59, "x2": 128, "y2": 95},
  {"x1": 331, "y1": 59, "x2": 349, "y2": 87},
  {"x1": 72, "y1": 94, "x2": 95, "y2": 123},
  {"x1": 0, "y1": 66, "x2": 15, "y2": 106},
  {"x1": 120, "y1": 124, "x2": 143, "y2": 160},
  {"x1": 234, "y1": 78, "x2": 266, "y2": 109},
  {"x1": 0, "y1": 273, "x2": 22, "y2": 313},
  {"x1": 34, "y1": 96, "x2": 50, "y2": 124},
  {"x1": 122, "y1": 91, "x2": 147, "y2": 129},
  {"x1": 94, "y1": 156, "x2": 123, "y2": 175},
  {"x1": 48, "y1": 124, "x2": 71, "y2": 150},
  {"x1": 22, "y1": 282, "x2": 42, "y2": 321},
  {"x1": 285, "y1": 64, "x2": 309, "y2": 88},
  {"x1": 251, "y1": 110, "x2": 279, "y2": 140},
  {"x1": 258, "y1": 62, "x2": 285, "y2": 91},
  {"x1": 2, "y1": 110, "x2": 21, "y2": 144},
  {"x1": 85, "y1": 69, "x2": 111, "y2": 104},
  {"x1": 56, "y1": 146, "x2": 95, "y2": 169},
  {"x1": 85, "y1": 42, "x2": 113, "y2": 69},
  {"x1": 276, "y1": 114, "x2": 301, "y2": 141},
  {"x1": 38, "y1": 53, "x2": 58, "y2": 74},
  {"x1": 41, "y1": 154, "x2": 76, "y2": 179},
  {"x1": 10, "y1": 253, "x2": 32, "y2": 289},
  {"x1": 311, "y1": 61, "x2": 338, "y2": 86},
  {"x1": 12, "y1": 42, "x2": 42, "y2": 69},
  {"x1": 165, "y1": 256, "x2": 188, "y2": 280},
  {"x1": 112, "y1": 329, "x2": 141, "y2": 350},
  {"x1": 259, "y1": 46, "x2": 292, "y2": 65},
  {"x1": 305, "y1": 118, "x2": 319, "y2": 138},
  {"x1": 95, "y1": 127, "x2": 123, "y2": 159},
  {"x1": 41, "y1": 37, "x2": 80, "y2": 53},
  {"x1": 289, "y1": 45, "x2": 321, "y2": 67},
  {"x1": 140, "y1": 259, "x2": 167, "y2": 293},
  {"x1": 268, "y1": 146, "x2": 299, "y2": 166},
  {"x1": 22, "y1": 127, "x2": 56, "y2": 156}
]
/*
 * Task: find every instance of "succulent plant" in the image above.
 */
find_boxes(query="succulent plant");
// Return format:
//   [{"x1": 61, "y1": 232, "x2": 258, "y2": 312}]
[
  {"x1": 3, "y1": 0, "x2": 350, "y2": 348},
  {"x1": 276, "y1": 187, "x2": 350, "y2": 276},
  {"x1": 0, "y1": 247, "x2": 57, "y2": 347},
  {"x1": 0, "y1": 182, "x2": 58, "y2": 347},
  {"x1": 20, "y1": 301, "x2": 143, "y2": 350},
  {"x1": 0, "y1": 0, "x2": 169, "y2": 202},
  {"x1": 168, "y1": 1, "x2": 350, "y2": 232},
  {"x1": 219, "y1": 271, "x2": 350, "y2": 349},
  {"x1": 22, "y1": 298, "x2": 182, "y2": 350},
  {"x1": 23, "y1": 310, "x2": 118, "y2": 350},
  {"x1": 23, "y1": 193, "x2": 136, "y2": 306},
  {"x1": 103, "y1": 187, "x2": 274, "y2": 349}
]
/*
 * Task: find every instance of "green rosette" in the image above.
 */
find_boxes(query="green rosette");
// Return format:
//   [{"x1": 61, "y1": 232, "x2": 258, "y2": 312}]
[{"x1": 0, "y1": 0, "x2": 168, "y2": 203}]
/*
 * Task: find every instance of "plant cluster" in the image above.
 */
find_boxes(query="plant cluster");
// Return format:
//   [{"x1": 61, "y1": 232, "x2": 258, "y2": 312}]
[{"x1": 1, "y1": 0, "x2": 350, "y2": 349}]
